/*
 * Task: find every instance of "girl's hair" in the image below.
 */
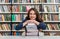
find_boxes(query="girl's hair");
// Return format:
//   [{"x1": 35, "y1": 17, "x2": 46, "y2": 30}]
[{"x1": 26, "y1": 8, "x2": 43, "y2": 22}]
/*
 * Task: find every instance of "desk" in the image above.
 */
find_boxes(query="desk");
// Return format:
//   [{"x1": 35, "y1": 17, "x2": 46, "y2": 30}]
[{"x1": 0, "y1": 36, "x2": 60, "y2": 39}]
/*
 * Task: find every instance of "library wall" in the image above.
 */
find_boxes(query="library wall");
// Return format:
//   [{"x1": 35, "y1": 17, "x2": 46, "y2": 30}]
[{"x1": 0, "y1": 0, "x2": 60, "y2": 36}]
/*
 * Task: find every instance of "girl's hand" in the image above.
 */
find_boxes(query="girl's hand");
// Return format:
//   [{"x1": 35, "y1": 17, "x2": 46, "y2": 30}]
[
  {"x1": 28, "y1": 20, "x2": 40, "y2": 25},
  {"x1": 23, "y1": 20, "x2": 34, "y2": 26},
  {"x1": 23, "y1": 20, "x2": 40, "y2": 26},
  {"x1": 23, "y1": 20, "x2": 29, "y2": 26},
  {"x1": 33, "y1": 20, "x2": 40, "y2": 25}
]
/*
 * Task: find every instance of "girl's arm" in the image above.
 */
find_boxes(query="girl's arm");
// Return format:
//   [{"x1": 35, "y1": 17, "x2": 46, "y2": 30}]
[
  {"x1": 15, "y1": 19, "x2": 27, "y2": 30},
  {"x1": 37, "y1": 22, "x2": 46, "y2": 30}
]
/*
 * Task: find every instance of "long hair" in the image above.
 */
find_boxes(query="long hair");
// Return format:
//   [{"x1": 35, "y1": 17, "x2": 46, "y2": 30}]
[{"x1": 26, "y1": 8, "x2": 43, "y2": 22}]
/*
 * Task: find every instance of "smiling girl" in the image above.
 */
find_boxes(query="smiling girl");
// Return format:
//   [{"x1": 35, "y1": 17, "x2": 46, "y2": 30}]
[{"x1": 16, "y1": 8, "x2": 46, "y2": 31}]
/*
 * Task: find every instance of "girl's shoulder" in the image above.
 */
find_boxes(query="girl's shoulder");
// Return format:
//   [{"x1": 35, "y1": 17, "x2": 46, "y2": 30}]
[{"x1": 22, "y1": 19, "x2": 27, "y2": 23}]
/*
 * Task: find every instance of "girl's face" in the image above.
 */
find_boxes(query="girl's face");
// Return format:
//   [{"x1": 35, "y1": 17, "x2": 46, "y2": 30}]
[{"x1": 29, "y1": 10, "x2": 36, "y2": 20}]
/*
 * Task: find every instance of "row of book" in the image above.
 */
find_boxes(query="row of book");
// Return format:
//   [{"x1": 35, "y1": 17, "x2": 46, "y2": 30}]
[
  {"x1": 0, "y1": 23, "x2": 21, "y2": 36},
  {"x1": 12, "y1": 0, "x2": 41, "y2": 3},
  {"x1": 0, "y1": 0, "x2": 12, "y2": 3},
  {"x1": 0, "y1": 1, "x2": 60, "y2": 12},
  {"x1": 12, "y1": 14, "x2": 22, "y2": 21},
  {"x1": 0, "y1": 14, "x2": 60, "y2": 21},
  {"x1": 12, "y1": 0, "x2": 60, "y2": 3},
  {"x1": 0, "y1": 32, "x2": 11, "y2": 36},
  {"x1": 42, "y1": 14, "x2": 59, "y2": 21},
  {"x1": 12, "y1": 23, "x2": 60, "y2": 36},
  {"x1": 42, "y1": 5, "x2": 60, "y2": 21},
  {"x1": 12, "y1": 5, "x2": 60, "y2": 12},
  {"x1": 0, "y1": 14, "x2": 25, "y2": 21},
  {"x1": 43, "y1": 5, "x2": 60, "y2": 12},
  {"x1": 0, "y1": 5, "x2": 60, "y2": 12},
  {"x1": 41, "y1": 0, "x2": 60, "y2": 3},
  {"x1": 0, "y1": 24, "x2": 11, "y2": 30},
  {"x1": 0, "y1": 23, "x2": 60, "y2": 36},
  {"x1": 0, "y1": 5, "x2": 41, "y2": 12},
  {"x1": 45, "y1": 24, "x2": 60, "y2": 36},
  {"x1": 12, "y1": 5, "x2": 41, "y2": 12},
  {"x1": 0, "y1": 0, "x2": 60, "y2": 3},
  {"x1": 46, "y1": 24, "x2": 60, "y2": 30},
  {"x1": 0, "y1": 5, "x2": 11, "y2": 12},
  {"x1": 11, "y1": 24, "x2": 60, "y2": 30},
  {"x1": 0, "y1": 14, "x2": 11, "y2": 21}
]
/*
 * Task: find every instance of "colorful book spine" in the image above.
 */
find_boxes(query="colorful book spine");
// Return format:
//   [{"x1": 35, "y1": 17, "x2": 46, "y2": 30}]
[
  {"x1": 12, "y1": 14, "x2": 16, "y2": 21},
  {"x1": 59, "y1": 6, "x2": 60, "y2": 21},
  {"x1": 9, "y1": 0, "x2": 12, "y2": 3}
]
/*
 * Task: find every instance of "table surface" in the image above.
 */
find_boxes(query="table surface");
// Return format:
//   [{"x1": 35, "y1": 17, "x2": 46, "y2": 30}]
[{"x1": 0, "y1": 36, "x2": 60, "y2": 39}]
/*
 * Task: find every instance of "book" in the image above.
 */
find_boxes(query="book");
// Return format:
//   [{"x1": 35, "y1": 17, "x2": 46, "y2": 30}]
[
  {"x1": 9, "y1": 0, "x2": 12, "y2": 3},
  {"x1": 58, "y1": 6, "x2": 60, "y2": 29},
  {"x1": 0, "y1": 24, "x2": 2, "y2": 30},
  {"x1": 1, "y1": 0, "x2": 5, "y2": 3},
  {"x1": 2, "y1": 15, "x2": 5, "y2": 21},
  {"x1": 0, "y1": 15, "x2": 2, "y2": 21},
  {"x1": 41, "y1": 0, "x2": 47, "y2": 3},
  {"x1": 47, "y1": 0, "x2": 51, "y2": 3},
  {"x1": 5, "y1": 0, "x2": 9, "y2": 3},
  {"x1": 4, "y1": 15, "x2": 11, "y2": 21},
  {"x1": 22, "y1": 0, "x2": 27, "y2": 3},
  {"x1": 12, "y1": 14, "x2": 16, "y2": 21}
]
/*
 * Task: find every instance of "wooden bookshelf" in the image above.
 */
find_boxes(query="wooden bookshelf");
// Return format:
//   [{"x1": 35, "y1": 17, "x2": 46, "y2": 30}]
[
  {"x1": 0, "y1": 0, "x2": 12, "y2": 36},
  {"x1": 0, "y1": 0, "x2": 60, "y2": 36}
]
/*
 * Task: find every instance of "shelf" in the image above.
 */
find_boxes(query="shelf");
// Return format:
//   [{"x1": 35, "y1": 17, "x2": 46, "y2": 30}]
[
  {"x1": 8, "y1": 21, "x2": 60, "y2": 24},
  {"x1": 0, "y1": 21, "x2": 58, "y2": 23},
  {"x1": 44, "y1": 21, "x2": 60, "y2": 24},
  {"x1": 0, "y1": 3, "x2": 11, "y2": 5},
  {"x1": 0, "y1": 30, "x2": 60, "y2": 33},
  {"x1": 12, "y1": 3, "x2": 42, "y2": 5},
  {"x1": 12, "y1": 21, "x2": 22, "y2": 24},
  {"x1": 0, "y1": 30, "x2": 11, "y2": 32},
  {"x1": 0, "y1": 21, "x2": 11, "y2": 22},
  {"x1": 12, "y1": 30, "x2": 25, "y2": 32},
  {"x1": 11, "y1": 12, "x2": 42, "y2": 14},
  {"x1": 42, "y1": 30, "x2": 60, "y2": 33},
  {"x1": 42, "y1": 3, "x2": 60, "y2": 5},
  {"x1": 0, "y1": 21, "x2": 11, "y2": 23},
  {"x1": 42, "y1": 12, "x2": 60, "y2": 14},
  {"x1": 12, "y1": 30, "x2": 38, "y2": 32},
  {"x1": 11, "y1": 21, "x2": 60, "y2": 24},
  {"x1": 0, "y1": 3, "x2": 60, "y2": 5},
  {"x1": 12, "y1": 21, "x2": 22, "y2": 22},
  {"x1": 12, "y1": 12, "x2": 60, "y2": 14},
  {"x1": 11, "y1": 3, "x2": 60, "y2": 5},
  {"x1": 12, "y1": 12, "x2": 27, "y2": 14},
  {"x1": 0, "y1": 12, "x2": 11, "y2": 14},
  {"x1": 0, "y1": 12, "x2": 60, "y2": 14}
]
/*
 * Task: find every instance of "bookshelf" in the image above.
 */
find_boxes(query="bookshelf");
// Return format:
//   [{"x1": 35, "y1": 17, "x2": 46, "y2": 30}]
[
  {"x1": 0, "y1": 0, "x2": 12, "y2": 36},
  {"x1": 0, "y1": 0, "x2": 60, "y2": 36}
]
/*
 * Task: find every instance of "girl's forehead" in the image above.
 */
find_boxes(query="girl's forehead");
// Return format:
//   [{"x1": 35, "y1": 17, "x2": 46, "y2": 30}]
[{"x1": 30, "y1": 10, "x2": 35, "y2": 13}]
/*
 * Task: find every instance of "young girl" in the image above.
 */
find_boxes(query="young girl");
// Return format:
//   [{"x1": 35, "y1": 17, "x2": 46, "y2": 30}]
[{"x1": 15, "y1": 8, "x2": 46, "y2": 31}]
